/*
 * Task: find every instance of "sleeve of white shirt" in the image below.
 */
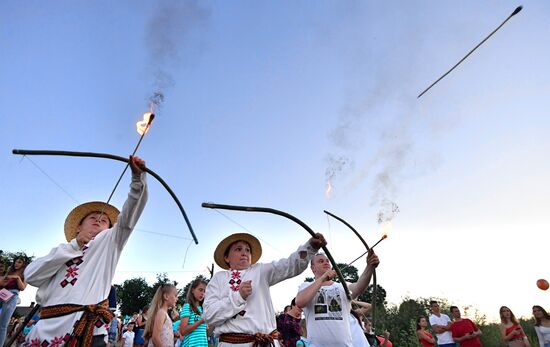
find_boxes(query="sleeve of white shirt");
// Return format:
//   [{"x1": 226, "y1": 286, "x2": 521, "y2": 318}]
[
  {"x1": 535, "y1": 326, "x2": 545, "y2": 346},
  {"x1": 203, "y1": 272, "x2": 248, "y2": 327},
  {"x1": 24, "y1": 239, "x2": 83, "y2": 287},
  {"x1": 428, "y1": 315, "x2": 436, "y2": 326},
  {"x1": 264, "y1": 242, "x2": 317, "y2": 286},
  {"x1": 112, "y1": 172, "x2": 148, "y2": 250}
]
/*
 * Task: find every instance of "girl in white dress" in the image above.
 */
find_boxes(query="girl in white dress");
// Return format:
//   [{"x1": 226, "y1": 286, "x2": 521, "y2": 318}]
[{"x1": 144, "y1": 284, "x2": 178, "y2": 346}]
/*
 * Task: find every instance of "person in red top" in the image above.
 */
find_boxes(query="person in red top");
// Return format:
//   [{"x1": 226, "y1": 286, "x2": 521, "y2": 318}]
[
  {"x1": 416, "y1": 316, "x2": 435, "y2": 347},
  {"x1": 499, "y1": 306, "x2": 531, "y2": 347},
  {"x1": 450, "y1": 306, "x2": 483, "y2": 347}
]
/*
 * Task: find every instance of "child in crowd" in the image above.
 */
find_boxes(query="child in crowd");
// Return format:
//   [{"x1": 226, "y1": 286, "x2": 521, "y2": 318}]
[
  {"x1": 179, "y1": 278, "x2": 208, "y2": 347},
  {"x1": 144, "y1": 284, "x2": 177, "y2": 346},
  {"x1": 121, "y1": 322, "x2": 135, "y2": 347}
]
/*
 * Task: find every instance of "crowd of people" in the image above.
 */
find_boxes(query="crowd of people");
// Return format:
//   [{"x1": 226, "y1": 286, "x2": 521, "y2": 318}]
[
  {"x1": 413, "y1": 301, "x2": 550, "y2": 347},
  {"x1": 1, "y1": 156, "x2": 549, "y2": 346}
]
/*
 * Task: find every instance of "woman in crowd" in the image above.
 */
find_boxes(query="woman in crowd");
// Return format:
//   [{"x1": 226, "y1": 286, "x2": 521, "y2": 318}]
[
  {"x1": 0, "y1": 256, "x2": 29, "y2": 346},
  {"x1": 416, "y1": 316, "x2": 435, "y2": 347},
  {"x1": 499, "y1": 306, "x2": 530, "y2": 346},
  {"x1": 533, "y1": 305, "x2": 550, "y2": 347},
  {"x1": 135, "y1": 306, "x2": 149, "y2": 347}
]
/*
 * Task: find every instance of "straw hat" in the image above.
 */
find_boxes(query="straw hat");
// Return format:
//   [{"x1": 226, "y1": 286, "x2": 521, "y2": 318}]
[
  {"x1": 64, "y1": 201, "x2": 120, "y2": 242},
  {"x1": 213, "y1": 233, "x2": 262, "y2": 270}
]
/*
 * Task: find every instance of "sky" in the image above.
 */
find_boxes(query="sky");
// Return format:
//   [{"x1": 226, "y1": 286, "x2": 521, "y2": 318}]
[{"x1": 1, "y1": 1, "x2": 550, "y2": 323}]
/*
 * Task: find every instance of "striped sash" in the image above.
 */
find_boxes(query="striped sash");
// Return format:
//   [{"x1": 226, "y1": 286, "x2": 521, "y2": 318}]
[{"x1": 40, "y1": 299, "x2": 114, "y2": 347}]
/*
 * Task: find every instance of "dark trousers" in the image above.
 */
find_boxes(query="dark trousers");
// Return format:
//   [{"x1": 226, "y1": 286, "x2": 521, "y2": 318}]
[{"x1": 91, "y1": 334, "x2": 107, "y2": 347}]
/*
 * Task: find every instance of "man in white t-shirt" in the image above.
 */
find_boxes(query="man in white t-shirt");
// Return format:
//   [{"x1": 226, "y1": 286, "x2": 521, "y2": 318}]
[
  {"x1": 428, "y1": 300, "x2": 456, "y2": 347},
  {"x1": 296, "y1": 251, "x2": 379, "y2": 347}
]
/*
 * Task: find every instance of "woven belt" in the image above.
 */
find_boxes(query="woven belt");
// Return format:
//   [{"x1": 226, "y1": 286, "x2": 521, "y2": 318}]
[
  {"x1": 219, "y1": 330, "x2": 279, "y2": 347},
  {"x1": 41, "y1": 299, "x2": 114, "y2": 347}
]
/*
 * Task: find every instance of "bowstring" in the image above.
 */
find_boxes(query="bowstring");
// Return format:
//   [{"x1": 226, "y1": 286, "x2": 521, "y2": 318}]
[
  {"x1": 22, "y1": 155, "x2": 80, "y2": 204},
  {"x1": 20, "y1": 156, "x2": 188, "y2": 241}
]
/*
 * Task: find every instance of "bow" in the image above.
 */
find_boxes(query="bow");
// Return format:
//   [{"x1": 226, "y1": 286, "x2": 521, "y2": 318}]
[
  {"x1": 12, "y1": 149, "x2": 198, "y2": 244},
  {"x1": 324, "y1": 210, "x2": 378, "y2": 331},
  {"x1": 202, "y1": 202, "x2": 352, "y2": 299}
]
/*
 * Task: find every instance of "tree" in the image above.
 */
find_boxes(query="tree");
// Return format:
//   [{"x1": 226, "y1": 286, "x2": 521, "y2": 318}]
[
  {"x1": 117, "y1": 277, "x2": 152, "y2": 316},
  {"x1": 150, "y1": 272, "x2": 180, "y2": 299},
  {"x1": 358, "y1": 284, "x2": 387, "y2": 307}
]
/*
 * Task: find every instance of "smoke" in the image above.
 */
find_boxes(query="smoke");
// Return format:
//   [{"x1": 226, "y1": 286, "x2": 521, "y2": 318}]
[
  {"x1": 324, "y1": 154, "x2": 351, "y2": 197},
  {"x1": 145, "y1": 0, "x2": 209, "y2": 112},
  {"x1": 323, "y1": 4, "x2": 427, "y2": 224}
]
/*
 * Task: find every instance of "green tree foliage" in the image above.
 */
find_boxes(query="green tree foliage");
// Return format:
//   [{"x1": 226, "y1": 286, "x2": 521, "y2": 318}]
[
  {"x1": 116, "y1": 273, "x2": 208, "y2": 316},
  {"x1": 358, "y1": 284, "x2": 387, "y2": 307},
  {"x1": 117, "y1": 277, "x2": 153, "y2": 316}
]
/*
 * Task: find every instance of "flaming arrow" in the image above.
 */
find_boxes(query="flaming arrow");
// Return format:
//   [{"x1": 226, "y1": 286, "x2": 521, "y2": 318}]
[
  {"x1": 201, "y1": 202, "x2": 352, "y2": 299},
  {"x1": 323, "y1": 210, "x2": 380, "y2": 331},
  {"x1": 12, "y1": 149, "x2": 198, "y2": 244}
]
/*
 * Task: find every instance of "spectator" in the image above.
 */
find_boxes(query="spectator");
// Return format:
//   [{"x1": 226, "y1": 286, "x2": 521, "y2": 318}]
[
  {"x1": 179, "y1": 278, "x2": 208, "y2": 347},
  {"x1": 277, "y1": 298, "x2": 303, "y2": 347},
  {"x1": 429, "y1": 300, "x2": 455, "y2": 347},
  {"x1": 135, "y1": 306, "x2": 150, "y2": 347},
  {"x1": 533, "y1": 305, "x2": 550, "y2": 347},
  {"x1": 108, "y1": 314, "x2": 121, "y2": 347},
  {"x1": 363, "y1": 318, "x2": 390, "y2": 347},
  {"x1": 0, "y1": 255, "x2": 29, "y2": 346},
  {"x1": 417, "y1": 316, "x2": 435, "y2": 347},
  {"x1": 121, "y1": 322, "x2": 135, "y2": 347},
  {"x1": 499, "y1": 306, "x2": 530, "y2": 347},
  {"x1": 143, "y1": 284, "x2": 177, "y2": 346},
  {"x1": 450, "y1": 306, "x2": 482, "y2": 347}
]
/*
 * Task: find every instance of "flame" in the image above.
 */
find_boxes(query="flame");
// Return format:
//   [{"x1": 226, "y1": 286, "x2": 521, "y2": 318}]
[
  {"x1": 380, "y1": 221, "x2": 392, "y2": 239},
  {"x1": 136, "y1": 112, "x2": 154, "y2": 135},
  {"x1": 325, "y1": 179, "x2": 333, "y2": 199}
]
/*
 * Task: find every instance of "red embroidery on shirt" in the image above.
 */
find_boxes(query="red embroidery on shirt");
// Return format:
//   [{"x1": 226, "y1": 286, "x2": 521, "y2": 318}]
[
  {"x1": 65, "y1": 266, "x2": 79, "y2": 278},
  {"x1": 49, "y1": 336, "x2": 64, "y2": 347},
  {"x1": 229, "y1": 271, "x2": 242, "y2": 291},
  {"x1": 27, "y1": 338, "x2": 41, "y2": 347}
]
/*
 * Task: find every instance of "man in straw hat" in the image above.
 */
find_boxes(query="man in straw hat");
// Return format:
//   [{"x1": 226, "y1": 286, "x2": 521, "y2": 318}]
[
  {"x1": 24, "y1": 156, "x2": 148, "y2": 347},
  {"x1": 295, "y1": 251, "x2": 379, "y2": 347},
  {"x1": 204, "y1": 232, "x2": 327, "y2": 347}
]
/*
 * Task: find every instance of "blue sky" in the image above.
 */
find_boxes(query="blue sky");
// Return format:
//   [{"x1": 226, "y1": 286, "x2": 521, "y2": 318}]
[{"x1": 2, "y1": 1, "x2": 550, "y2": 322}]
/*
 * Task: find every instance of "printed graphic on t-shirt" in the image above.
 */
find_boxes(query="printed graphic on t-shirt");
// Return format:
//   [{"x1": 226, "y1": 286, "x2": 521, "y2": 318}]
[{"x1": 314, "y1": 286, "x2": 343, "y2": 320}]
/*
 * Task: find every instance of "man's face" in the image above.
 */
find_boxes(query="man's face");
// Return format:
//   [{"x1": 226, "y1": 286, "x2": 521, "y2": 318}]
[
  {"x1": 451, "y1": 307, "x2": 461, "y2": 319},
  {"x1": 311, "y1": 254, "x2": 331, "y2": 277},
  {"x1": 76, "y1": 212, "x2": 110, "y2": 240},
  {"x1": 430, "y1": 302, "x2": 441, "y2": 314},
  {"x1": 224, "y1": 241, "x2": 252, "y2": 270}
]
